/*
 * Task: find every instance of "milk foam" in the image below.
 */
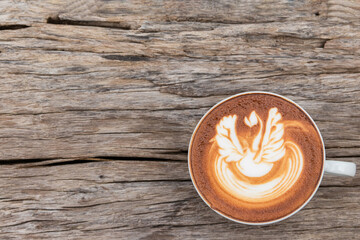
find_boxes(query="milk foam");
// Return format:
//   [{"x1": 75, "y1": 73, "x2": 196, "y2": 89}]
[{"x1": 212, "y1": 107, "x2": 303, "y2": 201}]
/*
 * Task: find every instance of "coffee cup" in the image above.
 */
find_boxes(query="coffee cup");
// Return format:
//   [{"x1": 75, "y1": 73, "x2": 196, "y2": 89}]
[{"x1": 188, "y1": 91, "x2": 356, "y2": 225}]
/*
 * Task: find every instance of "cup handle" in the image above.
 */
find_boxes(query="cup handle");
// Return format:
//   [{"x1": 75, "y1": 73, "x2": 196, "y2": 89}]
[{"x1": 324, "y1": 160, "x2": 356, "y2": 177}]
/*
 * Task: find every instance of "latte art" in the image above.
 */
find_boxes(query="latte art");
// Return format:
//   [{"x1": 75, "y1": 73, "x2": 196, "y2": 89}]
[
  {"x1": 189, "y1": 93, "x2": 324, "y2": 223},
  {"x1": 211, "y1": 108, "x2": 304, "y2": 202}
]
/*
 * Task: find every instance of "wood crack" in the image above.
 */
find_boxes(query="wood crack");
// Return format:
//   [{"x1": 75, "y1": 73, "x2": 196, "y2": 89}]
[
  {"x1": 102, "y1": 55, "x2": 150, "y2": 61},
  {"x1": 0, "y1": 158, "x2": 64, "y2": 165},
  {"x1": 0, "y1": 24, "x2": 30, "y2": 31},
  {"x1": 288, "y1": 225, "x2": 360, "y2": 233},
  {"x1": 109, "y1": 179, "x2": 191, "y2": 184},
  {"x1": 93, "y1": 156, "x2": 187, "y2": 163},
  {"x1": 46, "y1": 16, "x2": 136, "y2": 30},
  {"x1": 0, "y1": 174, "x2": 51, "y2": 179},
  {"x1": 0, "y1": 106, "x2": 208, "y2": 117},
  {"x1": 63, "y1": 200, "x2": 139, "y2": 209},
  {"x1": 0, "y1": 219, "x2": 57, "y2": 229},
  {"x1": 164, "y1": 18, "x2": 278, "y2": 25},
  {"x1": 81, "y1": 225, "x2": 129, "y2": 232},
  {"x1": 146, "y1": 221, "x2": 228, "y2": 229},
  {"x1": 1, "y1": 198, "x2": 37, "y2": 202},
  {"x1": 326, "y1": 154, "x2": 360, "y2": 158},
  {"x1": 40, "y1": 159, "x2": 104, "y2": 167},
  {"x1": 146, "y1": 198, "x2": 194, "y2": 207},
  {"x1": 0, "y1": 156, "x2": 187, "y2": 168},
  {"x1": 319, "y1": 185, "x2": 360, "y2": 188},
  {"x1": 320, "y1": 38, "x2": 330, "y2": 48}
]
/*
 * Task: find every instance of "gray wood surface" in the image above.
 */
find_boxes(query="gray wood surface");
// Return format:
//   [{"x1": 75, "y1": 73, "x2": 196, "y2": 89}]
[{"x1": 0, "y1": 0, "x2": 359, "y2": 239}]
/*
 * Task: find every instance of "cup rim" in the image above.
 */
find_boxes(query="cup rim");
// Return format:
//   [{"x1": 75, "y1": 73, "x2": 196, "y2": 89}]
[{"x1": 188, "y1": 91, "x2": 326, "y2": 225}]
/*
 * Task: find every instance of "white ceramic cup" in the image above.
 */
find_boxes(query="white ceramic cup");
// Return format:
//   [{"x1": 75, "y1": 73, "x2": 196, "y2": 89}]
[{"x1": 188, "y1": 91, "x2": 356, "y2": 225}]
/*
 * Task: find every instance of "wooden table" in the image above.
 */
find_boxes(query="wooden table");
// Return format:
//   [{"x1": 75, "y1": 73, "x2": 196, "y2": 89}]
[{"x1": 0, "y1": 1, "x2": 359, "y2": 239}]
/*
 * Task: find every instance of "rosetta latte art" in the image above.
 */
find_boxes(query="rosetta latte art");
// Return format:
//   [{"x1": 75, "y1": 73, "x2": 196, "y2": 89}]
[{"x1": 211, "y1": 108, "x2": 304, "y2": 202}]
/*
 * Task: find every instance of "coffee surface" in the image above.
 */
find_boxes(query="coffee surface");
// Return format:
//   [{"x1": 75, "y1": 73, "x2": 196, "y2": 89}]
[{"x1": 189, "y1": 93, "x2": 324, "y2": 223}]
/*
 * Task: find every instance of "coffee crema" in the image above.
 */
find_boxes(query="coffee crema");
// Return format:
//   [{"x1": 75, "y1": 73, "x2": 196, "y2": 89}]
[{"x1": 189, "y1": 93, "x2": 324, "y2": 223}]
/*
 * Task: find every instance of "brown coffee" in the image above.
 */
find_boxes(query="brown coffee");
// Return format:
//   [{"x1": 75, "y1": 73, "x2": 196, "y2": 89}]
[{"x1": 189, "y1": 93, "x2": 324, "y2": 223}]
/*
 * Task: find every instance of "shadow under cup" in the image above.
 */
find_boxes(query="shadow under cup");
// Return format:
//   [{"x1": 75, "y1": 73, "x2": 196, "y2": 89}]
[{"x1": 188, "y1": 92, "x2": 325, "y2": 225}]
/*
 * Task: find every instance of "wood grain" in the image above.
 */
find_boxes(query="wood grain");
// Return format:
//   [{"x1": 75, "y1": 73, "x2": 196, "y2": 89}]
[
  {"x1": 0, "y1": 159, "x2": 359, "y2": 239},
  {"x1": 0, "y1": 22, "x2": 359, "y2": 161},
  {"x1": 0, "y1": 0, "x2": 359, "y2": 239}
]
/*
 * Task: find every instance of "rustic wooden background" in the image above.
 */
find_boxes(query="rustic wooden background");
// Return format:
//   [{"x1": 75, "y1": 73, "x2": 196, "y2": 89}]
[{"x1": 0, "y1": 0, "x2": 359, "y2": 239}]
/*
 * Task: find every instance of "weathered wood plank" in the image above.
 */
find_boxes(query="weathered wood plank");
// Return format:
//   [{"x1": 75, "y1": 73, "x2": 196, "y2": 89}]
[
  {"x1": 0, "y1": 158, "x2": 358, "y2": 186},
  {"x1": 0, "y1": 0, "x2": 330, "y2": 26},
  {"x1": 0, "y1": 23, "x2": 359, "y2": 161},
  {"x1": 0, "y1": 160, "x2": 358, "y2": 239},
  {"x1": 1, "y1": 0, "x2": 359, "y2": 28}
]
